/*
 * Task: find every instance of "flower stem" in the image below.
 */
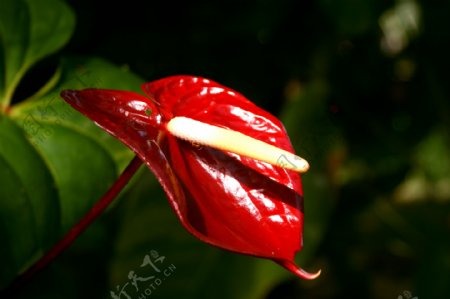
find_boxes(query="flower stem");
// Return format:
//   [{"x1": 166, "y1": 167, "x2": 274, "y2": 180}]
[{"x1": 2, "y1": 155, "x2": 143, "y2": 297}]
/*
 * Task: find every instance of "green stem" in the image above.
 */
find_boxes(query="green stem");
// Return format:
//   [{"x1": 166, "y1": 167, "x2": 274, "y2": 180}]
[
  {"x1": 1, "y1": 67, "x2": 27, "y2": 111},
  {"x1": 1, "y1": 155, "x2": 143, "y2": 297}
]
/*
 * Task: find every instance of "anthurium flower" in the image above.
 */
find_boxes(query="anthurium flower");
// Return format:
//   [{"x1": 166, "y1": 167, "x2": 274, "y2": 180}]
[{"x1": 61, "y1": 75, "x2": 320, "y2": 279}]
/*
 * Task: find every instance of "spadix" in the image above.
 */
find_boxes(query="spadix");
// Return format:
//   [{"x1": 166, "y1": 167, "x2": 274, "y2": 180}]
[{"x1": 167, "y1": 117, "x2": 310, "y2": 173}]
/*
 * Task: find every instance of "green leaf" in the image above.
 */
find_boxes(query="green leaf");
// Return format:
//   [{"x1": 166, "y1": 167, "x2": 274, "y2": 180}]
[
  {"x1": 109, "y1": 171, "x2": 289, "y2": 299},
  {"x1": 0, "y1": 55, "x2": 144, "y2": 289},
  {"x1": 0, "y1": 117, "x2": 59, "y2": 288},
  {"x1": 0, "y1": 0, "x2": 75, "y2": 107},
  {"x1": 24, "y1": 0, "x2": 75, "y2": 71},
  {"x1": 12, "y1": 56, "x2": 144, "y2": 169},
  {"x1": 9, "y1": 57, "x2": 144, "y2": 225},
  {"x1": 0, "y1": 0, "x2": 28, "y2": 106},
  {"x1": 27, "y1": 122, "x2": 118, "y2": 231}
]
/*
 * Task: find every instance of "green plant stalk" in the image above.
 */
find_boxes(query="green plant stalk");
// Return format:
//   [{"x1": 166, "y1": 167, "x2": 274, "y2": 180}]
[
  {"x1": 1, "y1": 155, "x2": 143, "y2": 297},
  {"x1": 1, "y1": 65, "x2": 28, "y2": 111},
  {"x1": 8, "y1": 66, "x2": 63, "y2": 115}
]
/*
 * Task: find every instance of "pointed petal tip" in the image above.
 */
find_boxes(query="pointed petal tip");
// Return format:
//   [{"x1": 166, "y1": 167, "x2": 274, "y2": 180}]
[
  {"x1": 277, "y1": 260, "x2": 321, "y2": 280},
  {"x1": 60, "y1": 89, "x2": 74, "y2": 97},
  {"x1": 60, "y1": 90, "x2": 78, "y2": 103},
  {"x1": 294, "y1": 267, "x2": 321, "y2": 280}
]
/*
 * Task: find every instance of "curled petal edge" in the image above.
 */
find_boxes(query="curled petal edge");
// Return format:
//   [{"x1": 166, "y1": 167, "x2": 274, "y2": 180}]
[{"x1": 277, "y1": 260, "x2": 321, "y2": 280}]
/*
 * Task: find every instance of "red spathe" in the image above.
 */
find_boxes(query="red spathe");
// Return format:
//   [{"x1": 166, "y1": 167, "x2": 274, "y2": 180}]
[{"x1": 61, "y1": 75, "x2": 319, "y2": 279}]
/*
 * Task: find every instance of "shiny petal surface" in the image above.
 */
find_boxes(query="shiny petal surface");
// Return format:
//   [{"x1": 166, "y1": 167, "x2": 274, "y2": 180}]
[
  {"x1": 166, "y1": 135, "x2": 303, "y2": 261},
  {"x1": 61, "y1": 76, "x2": 318, "y2": 279},
  {"x1": 144, "y1": 76, "x2": 315, "y2": 277},
  {"x1": 143, "y1": 76, "x2": 301, "y2": 187},
  {"x1": 61, "y1": 89, "x2": 161, "y2": 155}
]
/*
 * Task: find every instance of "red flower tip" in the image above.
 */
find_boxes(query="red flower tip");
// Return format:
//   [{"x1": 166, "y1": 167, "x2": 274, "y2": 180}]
[{"x1": 276, "y1": 260, "x2": 321, "y2": 280}]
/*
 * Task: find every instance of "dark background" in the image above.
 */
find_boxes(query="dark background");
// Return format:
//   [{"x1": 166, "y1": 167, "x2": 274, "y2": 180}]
[{"x1": 22, "y1": 0, "x2": 450, "y2": 298}]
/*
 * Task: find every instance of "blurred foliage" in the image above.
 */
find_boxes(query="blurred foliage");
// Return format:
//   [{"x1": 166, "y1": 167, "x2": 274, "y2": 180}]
[{"x1": 1, "y1": 0, "x2": 450, "y2": 298}]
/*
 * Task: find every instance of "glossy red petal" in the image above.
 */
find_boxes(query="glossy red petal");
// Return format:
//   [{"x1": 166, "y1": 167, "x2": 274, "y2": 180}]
[
  {"x1": 142, "y1": 76, "x2": 220, "y2": 121},
  {"x1": 60, "y1": 89, "x2": 168, "y2": 175},
  {"x1": 166, "y1": 135, "x2": 303, "y2": 258},
  {"x1": 142, "y1": 76, "x2": 301, "y2": 187},
  {"x1": 61, "y1": 89, "x2": 161, "y2": 143},
  {"x1": 61, "y1": 77, "x2": 318, "y2": 279},
  {"x1": 143, "y1": 76, "x2": 316, "y2": 278},
  {"x1": 60, "y1": 89, "x2": 198, "y2": 246}
]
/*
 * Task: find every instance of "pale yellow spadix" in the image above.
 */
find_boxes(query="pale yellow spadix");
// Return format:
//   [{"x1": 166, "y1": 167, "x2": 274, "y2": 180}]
[{"x1": 166, "y1": 117, "x2": 310, "y2": 173}]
